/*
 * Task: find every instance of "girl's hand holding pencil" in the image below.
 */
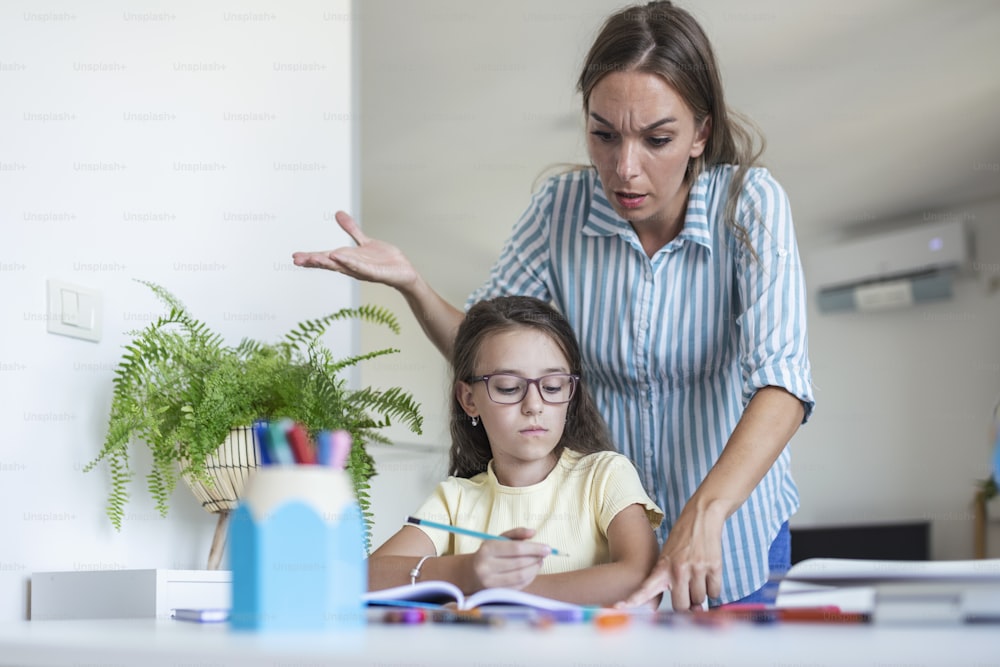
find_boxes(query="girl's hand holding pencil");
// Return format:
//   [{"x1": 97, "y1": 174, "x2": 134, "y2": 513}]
[
  {"x1": 405, "y1": 516, "x2": 565, "y2": 592},
  {"x1": 405, "y1": 516, "x2": 568, "y2": 556}
]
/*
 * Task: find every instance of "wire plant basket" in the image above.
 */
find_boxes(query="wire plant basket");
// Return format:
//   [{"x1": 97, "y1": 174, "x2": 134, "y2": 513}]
[{"x1": 181, "y1": 426, "x2": 260, "y2": 569}]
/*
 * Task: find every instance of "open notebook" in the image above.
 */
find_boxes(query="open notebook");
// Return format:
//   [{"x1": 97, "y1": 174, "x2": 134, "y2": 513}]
[{"x1": 364, "y1": 580, "x2": 582, "y2": 612}]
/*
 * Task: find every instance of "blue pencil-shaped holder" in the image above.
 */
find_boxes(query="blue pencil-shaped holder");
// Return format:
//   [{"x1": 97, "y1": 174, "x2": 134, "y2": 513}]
[{"x1": 229, "y1": 466, "x2": 366, "y2": 632}]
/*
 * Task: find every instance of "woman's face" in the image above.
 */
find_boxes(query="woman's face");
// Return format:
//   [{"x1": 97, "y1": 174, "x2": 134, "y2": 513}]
[{"x1": 586, "y1": 69, "x2": 709, "y2": 230}]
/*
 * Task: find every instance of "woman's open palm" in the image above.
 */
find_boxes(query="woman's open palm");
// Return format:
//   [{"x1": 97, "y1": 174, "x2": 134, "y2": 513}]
[{"x1": 292, "y1": 211, "x2": 418, "y2": 290}]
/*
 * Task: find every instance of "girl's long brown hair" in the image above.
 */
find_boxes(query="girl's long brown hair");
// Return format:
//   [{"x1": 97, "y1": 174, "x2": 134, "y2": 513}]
[{"x1": 449, "y1": 296, "x2": 614, "y2": 478}]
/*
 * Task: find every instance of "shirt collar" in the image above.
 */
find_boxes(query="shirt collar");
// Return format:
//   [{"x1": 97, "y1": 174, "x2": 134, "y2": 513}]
[{"x1": 583, "y1": 171, "x2": 714, "y2": 254}]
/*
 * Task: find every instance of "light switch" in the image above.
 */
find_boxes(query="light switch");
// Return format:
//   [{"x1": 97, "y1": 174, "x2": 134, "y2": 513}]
[
  {"x1": 47, "y1": 279, "x2": 103, "y2": 342},
  {"x1": 60, "y1": 289, "x2": 80, "y2": 326},
  {"x1": 76, "y1": 291, "x2": 96, "y2": 329}
]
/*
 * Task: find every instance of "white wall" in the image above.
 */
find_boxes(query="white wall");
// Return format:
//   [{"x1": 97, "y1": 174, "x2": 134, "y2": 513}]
[
  {"x1": 0, "y1": 1, "x2": 357, "y2": 622},
  {"x1": 796, "y1": 204, "x2": 1000, "y2": 558},
  {"x1": 356, "y1": 1, "x2": 1000, "y2": 557}
]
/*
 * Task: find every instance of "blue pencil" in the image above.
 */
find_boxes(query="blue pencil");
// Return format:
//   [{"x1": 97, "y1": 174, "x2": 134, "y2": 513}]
[
  {"x1": 252, "y1": 419, "x2": 273, "y2": 466},
  {"x1": 405, "y1": 516, "x2": 568, "y2": 557}
]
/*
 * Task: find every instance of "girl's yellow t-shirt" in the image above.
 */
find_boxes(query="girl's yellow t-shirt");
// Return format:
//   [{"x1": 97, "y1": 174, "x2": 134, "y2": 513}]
[{"x1": 412, "y1": 449, "x2": 664, "y2": 574}]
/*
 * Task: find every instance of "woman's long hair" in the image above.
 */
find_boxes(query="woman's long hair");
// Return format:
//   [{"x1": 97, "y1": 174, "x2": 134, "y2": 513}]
[
  {"x1": 577, "y1": 0, "x2": 765, "y2": 254},
  {"x1": 449, "y1": 296, "x2": 614, "y2": 478}
]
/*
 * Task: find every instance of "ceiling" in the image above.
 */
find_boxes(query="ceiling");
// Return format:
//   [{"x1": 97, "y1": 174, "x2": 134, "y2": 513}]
[{"x1": 359, "y1": 0, "x2": 1000, "y2": 300}]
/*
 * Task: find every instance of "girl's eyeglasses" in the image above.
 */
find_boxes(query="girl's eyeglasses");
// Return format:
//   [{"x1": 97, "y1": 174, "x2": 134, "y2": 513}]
[{"x1": 465, "y1": 373, "x2": 579, "y2": 405}]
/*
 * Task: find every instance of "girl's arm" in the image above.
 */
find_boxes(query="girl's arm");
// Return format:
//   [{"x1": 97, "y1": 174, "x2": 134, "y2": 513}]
[
  {"x1": 367, "y1": 525, "x2": 551, "y2": 593},
  {"x1": 518, "y1": 503, "x2": 660, "y2": 607}
]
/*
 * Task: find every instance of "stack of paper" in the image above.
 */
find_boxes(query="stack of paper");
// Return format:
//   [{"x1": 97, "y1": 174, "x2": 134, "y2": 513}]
[{"x1": 776, "y1": 558, "x2": 1000, "y2": 624}]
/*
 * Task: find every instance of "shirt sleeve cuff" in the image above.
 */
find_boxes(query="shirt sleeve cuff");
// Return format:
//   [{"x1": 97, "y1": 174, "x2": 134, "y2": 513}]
[{"x1": 744, "y1": 363, "x2": 816, "y2": 424}]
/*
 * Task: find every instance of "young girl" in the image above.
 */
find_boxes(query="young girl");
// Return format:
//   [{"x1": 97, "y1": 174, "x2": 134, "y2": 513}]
[{"x1": 367, "y1": 296, "x2": 663, "y2": 606}]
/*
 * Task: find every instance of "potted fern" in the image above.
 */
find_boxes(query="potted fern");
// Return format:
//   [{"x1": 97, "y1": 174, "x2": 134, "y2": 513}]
[{"x1": 85, "y1": 280, "x2": 422, "y2": 564}]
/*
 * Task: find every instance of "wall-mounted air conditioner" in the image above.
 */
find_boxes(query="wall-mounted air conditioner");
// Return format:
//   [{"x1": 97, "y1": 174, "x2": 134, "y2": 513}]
[{"x1": 809, "y1": 219, "x2": 971, "y2": 313}]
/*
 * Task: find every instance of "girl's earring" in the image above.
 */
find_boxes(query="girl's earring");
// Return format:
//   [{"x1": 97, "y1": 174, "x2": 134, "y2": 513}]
[{"x1": 470, "y1": 416, "x2": 479, "y2": 427}]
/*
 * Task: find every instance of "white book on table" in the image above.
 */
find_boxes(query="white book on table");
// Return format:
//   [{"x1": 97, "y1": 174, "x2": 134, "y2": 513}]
[{"x1": 776, "y1": 558, "x2": 1000, "y2": 624}]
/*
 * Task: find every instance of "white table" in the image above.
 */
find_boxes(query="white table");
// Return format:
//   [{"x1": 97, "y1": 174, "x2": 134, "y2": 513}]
[{"x1": 0, "y1": 617, "x2": 996, "y2": 667}]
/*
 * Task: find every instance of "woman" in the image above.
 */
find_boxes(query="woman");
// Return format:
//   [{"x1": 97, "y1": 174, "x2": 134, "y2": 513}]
[{"x1": 294, "y1": 1, "x2": 815, "y2": 610}]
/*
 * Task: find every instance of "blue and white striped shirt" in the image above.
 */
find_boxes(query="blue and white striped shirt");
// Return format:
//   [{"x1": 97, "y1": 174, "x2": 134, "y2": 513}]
[{"x1": 468, "y1": 165, "x2": 815, "y2": 602}]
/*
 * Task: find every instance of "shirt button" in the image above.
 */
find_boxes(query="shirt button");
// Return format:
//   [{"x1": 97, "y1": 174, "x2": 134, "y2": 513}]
[{"x1": 639, "y1": 320, "x2": 649, "y2": 331}]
